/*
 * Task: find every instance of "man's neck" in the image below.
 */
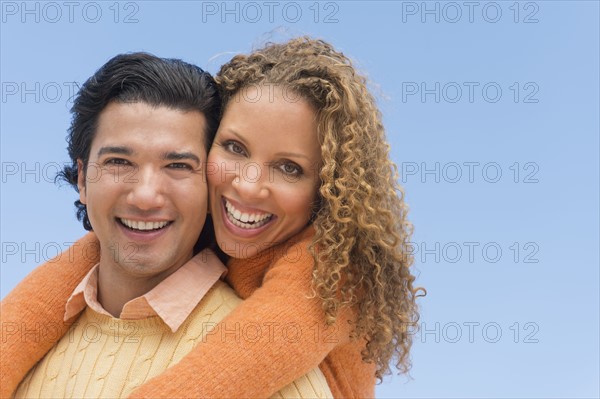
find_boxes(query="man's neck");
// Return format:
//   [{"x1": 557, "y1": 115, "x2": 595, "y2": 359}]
[{"x1": 96, "y1": 260, "x2": 187, "y2": 318}]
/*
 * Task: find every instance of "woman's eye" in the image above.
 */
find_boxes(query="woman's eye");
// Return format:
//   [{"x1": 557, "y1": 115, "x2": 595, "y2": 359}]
[
  {"x1": 224, "y1": 141, "x2": 246, "y2": 155},
  {"x1": 279, "y1": 162, "x2": 302, "y2": 176}
]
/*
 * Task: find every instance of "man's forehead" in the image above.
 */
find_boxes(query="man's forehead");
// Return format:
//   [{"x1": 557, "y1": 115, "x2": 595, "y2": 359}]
[{"x1": 89, "y1": 102, "x2": 208, "y2": 156}]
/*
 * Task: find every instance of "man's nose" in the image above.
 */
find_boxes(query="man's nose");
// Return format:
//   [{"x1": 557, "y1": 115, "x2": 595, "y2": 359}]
[{"x1": 126, "y1": 167, "x2": 166, "y2": 210}]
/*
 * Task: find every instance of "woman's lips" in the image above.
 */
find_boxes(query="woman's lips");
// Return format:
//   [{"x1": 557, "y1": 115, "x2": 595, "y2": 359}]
[{"x1": 220, "y1": 197, "x2": 276, "y2": 238}]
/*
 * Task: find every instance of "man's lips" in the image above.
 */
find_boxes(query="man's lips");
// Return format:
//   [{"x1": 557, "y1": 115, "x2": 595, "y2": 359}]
[{"x1": 118, "y1": 218, "x2": 172, "y2": 232}]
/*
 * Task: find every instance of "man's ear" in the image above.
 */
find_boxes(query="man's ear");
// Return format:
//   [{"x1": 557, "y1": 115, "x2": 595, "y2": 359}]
[{"x1": 77, "y1": 159, "x2": 87, "y2": 204}]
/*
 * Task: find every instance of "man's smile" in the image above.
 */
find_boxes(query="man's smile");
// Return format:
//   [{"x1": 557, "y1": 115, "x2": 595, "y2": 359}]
[{"x1": 118, "y1": 218, "x2": 172, "y2": 232}]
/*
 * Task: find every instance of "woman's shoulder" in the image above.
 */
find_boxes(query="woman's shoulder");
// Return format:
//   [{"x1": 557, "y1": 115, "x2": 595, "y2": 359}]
[{"x1": 266, "y1": 225, "x2": 316, "y2": 273}]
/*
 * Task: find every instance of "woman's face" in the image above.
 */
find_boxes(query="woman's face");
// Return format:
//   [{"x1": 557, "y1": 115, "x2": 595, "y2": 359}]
[{"x1": 207, "y1": 86, "x2": 321, "y2": 259}]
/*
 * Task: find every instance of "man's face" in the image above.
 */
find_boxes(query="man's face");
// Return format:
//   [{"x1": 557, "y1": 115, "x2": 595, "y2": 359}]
[{"x1": 78, "y1": 102, "x2": 208, "y2": 280}]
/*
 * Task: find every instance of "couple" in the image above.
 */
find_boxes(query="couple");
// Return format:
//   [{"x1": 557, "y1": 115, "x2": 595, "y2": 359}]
[{"x1": 1, "y1": 37, "x2": 421, "y2": 398}]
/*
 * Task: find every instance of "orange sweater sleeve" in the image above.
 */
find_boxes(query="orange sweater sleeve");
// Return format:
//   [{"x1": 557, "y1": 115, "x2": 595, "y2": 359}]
[
  {"x1": 128, "y1": 230, "x2": 355, "y2": 399},
  {"x1": 1, "y1": 229, "x2": 355, "y2": 399},
  {"x1": 0, "y1": 232, "x2": 100, "y2": 398}
]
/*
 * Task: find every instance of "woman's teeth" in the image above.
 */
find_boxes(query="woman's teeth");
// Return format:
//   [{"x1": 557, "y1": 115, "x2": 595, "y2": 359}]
[
  {"x1": 225, "y1": 199, "x2": 272, "y2": 229},
  {"x1": 120, "y1": 218, "x2": 169, "y2": 231}
]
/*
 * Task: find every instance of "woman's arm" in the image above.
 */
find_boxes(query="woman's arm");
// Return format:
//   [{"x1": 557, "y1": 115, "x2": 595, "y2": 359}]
[
  {"x1": 0, "y1": 233, "x2": 99, "y2": 398},
  {"x1": 129, "y1": 231, "x2": 355, "y2": 399},
  {"x1": 1, "y1": 230, "x2": 355, "y2": 398}
]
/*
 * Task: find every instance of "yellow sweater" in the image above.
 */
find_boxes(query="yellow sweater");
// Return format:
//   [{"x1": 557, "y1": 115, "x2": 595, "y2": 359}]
[{"x1": 13, "y1": 281, "x2": 332, "y2": 399}]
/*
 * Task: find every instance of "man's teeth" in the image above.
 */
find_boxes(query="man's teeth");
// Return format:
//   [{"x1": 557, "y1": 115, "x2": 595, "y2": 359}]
[
  {"x1": 120, "y1": 218, "x2": 169, "y2": 231},
  {"x1": 225, "y1": 200, "x2": 272, "y2": 228}
]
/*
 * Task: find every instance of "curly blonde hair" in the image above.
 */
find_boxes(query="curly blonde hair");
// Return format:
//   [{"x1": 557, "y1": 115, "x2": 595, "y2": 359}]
[{"x1": 216, "y1": 37, "x2": 422, "y2": 380}]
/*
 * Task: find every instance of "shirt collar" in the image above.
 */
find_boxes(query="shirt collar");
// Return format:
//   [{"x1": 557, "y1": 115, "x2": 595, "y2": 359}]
[{"x1": 64, "y1": 248, "x2": 227, "y2": 332}]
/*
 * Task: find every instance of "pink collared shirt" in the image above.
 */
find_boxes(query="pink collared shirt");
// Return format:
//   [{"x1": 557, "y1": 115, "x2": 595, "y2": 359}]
[{"x1": 64, "y1": 249, "x2": 227, "y2": 333}]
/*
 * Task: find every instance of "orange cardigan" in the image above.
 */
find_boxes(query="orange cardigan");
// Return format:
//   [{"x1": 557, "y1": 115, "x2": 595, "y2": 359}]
[{"x1": 0, "y1": 227, "x2": 376, "y2": 398}]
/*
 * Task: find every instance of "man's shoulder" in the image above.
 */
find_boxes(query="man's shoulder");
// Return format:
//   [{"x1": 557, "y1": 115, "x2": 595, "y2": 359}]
[{"x1": 207, "y1": 280, "x2": 242, "y2": 302}]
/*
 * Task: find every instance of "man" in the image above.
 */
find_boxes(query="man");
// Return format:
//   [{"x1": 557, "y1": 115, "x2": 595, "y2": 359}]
[{"x1": 5, "y1": 53, "x2": 331, "y2": 398}]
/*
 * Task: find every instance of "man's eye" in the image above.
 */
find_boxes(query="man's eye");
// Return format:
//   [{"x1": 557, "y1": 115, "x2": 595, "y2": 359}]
[
  {"x1": 168, "y1": 163, "x2": 193, "y2": 170},
  {"x1": 224, "y1": 141, "x2": 246, "y2": 156},
  {"x1": 105, "y1": 158, "x2": 130, "y2": 166},
  {"x1": 279, "y1": 162, "x2": 302, "y2": 176}
]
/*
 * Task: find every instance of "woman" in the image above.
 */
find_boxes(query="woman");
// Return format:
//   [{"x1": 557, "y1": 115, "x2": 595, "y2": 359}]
[{"x1": 1, "y1": 37, "x2": 421, "y2": 398}]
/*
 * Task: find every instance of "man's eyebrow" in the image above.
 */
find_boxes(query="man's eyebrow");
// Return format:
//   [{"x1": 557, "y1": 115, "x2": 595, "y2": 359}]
[
  {"x1": 162, "y1": 151, "x2": 201, "y2": 164},
  {"x1": 97, "y1": 146, "x2": 132, "y2": 157}
]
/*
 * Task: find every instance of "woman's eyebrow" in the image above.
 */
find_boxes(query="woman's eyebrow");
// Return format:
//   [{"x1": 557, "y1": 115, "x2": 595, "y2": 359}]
[
  {"x1": 275, "y1": 151, "x2": 311, "y2": 161},
  {"x1": 226, "y1": 130, "x2": 310, "y2": 160},
  {"x1": 227, "y1": 129, "x2": 247, "y2": 142}
]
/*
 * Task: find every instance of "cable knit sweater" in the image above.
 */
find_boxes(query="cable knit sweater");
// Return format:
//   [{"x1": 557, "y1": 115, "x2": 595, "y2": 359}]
[
  {"x1": 0, "y1": 227, "x2": 376, "y2": 398},
  {"x1": 12, "y1": 282, "x2": 333, "y2": 399}
]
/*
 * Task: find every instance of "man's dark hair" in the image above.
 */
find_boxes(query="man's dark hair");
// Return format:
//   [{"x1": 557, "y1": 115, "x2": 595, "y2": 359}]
[{"x1": 57, "y1": 52, "x2": 220, "y2": 231}]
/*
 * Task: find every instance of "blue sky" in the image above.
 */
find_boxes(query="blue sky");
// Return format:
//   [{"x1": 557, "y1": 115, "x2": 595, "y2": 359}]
[{"x1": 1, "y1": 1, "x2": 599, "y2": 397}]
